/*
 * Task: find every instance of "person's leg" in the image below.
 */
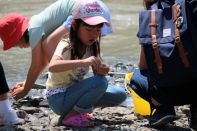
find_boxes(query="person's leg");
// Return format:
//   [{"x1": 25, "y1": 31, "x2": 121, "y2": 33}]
[
  {"x1": 95, "y1": 85, "x2": 127, "y2": 107},
  {"x1": 47, "y1": 75, "x2": 108, "y2": 116},
  {"x1": 129, "y1": 69, "x2": 178, "y2": 127},
  {"x1": 0, "y1": 62, "x2": 19, "y2": 125},
  {"x1": 129, "y1": 69, "x2": 150, "y2": 101},
  {"x1": 61, "y1": 75, "x2": 108, "y2": 127},
  {"x1": 148, "y1": 105, "x2": 179, "y2": 127}
]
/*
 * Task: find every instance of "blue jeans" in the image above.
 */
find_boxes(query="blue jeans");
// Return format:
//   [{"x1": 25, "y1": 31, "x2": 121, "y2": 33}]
[
  {"x1": 47, "y1": 75, "x2": 126, "y2": 116},
  {"x1": 130, "y1": 69, "x2": 150, "y2": 101}
]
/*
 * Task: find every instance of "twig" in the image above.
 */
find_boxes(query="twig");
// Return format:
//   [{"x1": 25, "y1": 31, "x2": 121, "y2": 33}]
[
  {"x1": 108, "y1": 71, "x2": 127, "y2": 75},
  {"x1": 32, "y1": 83, "x2": 46, "y2": 89}
]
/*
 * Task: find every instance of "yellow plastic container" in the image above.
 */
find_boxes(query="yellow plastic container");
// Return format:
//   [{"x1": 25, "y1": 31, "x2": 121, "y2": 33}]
[
  {"x1": 130, "y1": 89, "x2": 151, "y2": 116},
  {"x1": 125, "y1": 72, "x2": 151, "y2": 116}
]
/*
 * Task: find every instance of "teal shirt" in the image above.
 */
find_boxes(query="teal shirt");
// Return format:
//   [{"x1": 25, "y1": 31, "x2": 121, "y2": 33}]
[{"x1": 28, "y1": 0, "x2": 77, "y2": 49}]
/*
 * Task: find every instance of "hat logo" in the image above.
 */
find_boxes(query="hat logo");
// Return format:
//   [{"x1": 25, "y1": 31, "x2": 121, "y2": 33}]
[
  {"x1": 86, "y1": 3, "x2": 102, "y2": 13},
  {"x1": 80, "y1": 2, "x2": 103, "y2": 17}
]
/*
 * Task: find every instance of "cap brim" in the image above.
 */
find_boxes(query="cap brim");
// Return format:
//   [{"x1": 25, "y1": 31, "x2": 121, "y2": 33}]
[{"x1": 82, "y1": 16, "x2": 109, "y2": 26}]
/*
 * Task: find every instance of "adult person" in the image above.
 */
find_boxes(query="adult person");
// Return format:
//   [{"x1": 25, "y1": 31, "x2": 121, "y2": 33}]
[
  {"x1": 0, "y1": 62, "x2": 19, "y2": 125},
  {"x1": 129, "y1": 0, "x2": 197, "y2": 129},
  {"x1": 0, "y1": 0, "x2": 112, "y2": 100}
]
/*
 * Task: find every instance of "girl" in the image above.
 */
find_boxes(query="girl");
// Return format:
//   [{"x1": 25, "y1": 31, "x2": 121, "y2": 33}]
[
  {"x1": 0, "y1": 0, "x2": 112, "y2": 100},
  {"x1": 46, "y1": 0, "x2": 126, "y2": 127}
]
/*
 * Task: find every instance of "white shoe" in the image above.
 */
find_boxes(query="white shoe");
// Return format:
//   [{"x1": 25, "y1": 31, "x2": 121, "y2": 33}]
[
  {"x1": 0, "y1": 115, "x2": 5, "y2": 125},
  {"x1": 1, "y1": 109, "x2": 20, "y2": 125}
]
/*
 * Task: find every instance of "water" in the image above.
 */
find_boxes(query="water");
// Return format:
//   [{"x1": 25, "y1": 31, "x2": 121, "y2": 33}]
[
  {"x1": 0, "y1": 0, "x2": 143, "y2": 86},
  {"x1": 120, "y1": 96, "x2": 134, "y2": 107}
]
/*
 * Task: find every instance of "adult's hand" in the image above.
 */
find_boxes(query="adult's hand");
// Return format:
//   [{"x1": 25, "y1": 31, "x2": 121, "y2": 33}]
[
  {"x1": 11, "y1": 81, "x2": 29, "y2": 100},
  {"x1": 62, "y1": 15, "x2": 74, "y2": 30}
]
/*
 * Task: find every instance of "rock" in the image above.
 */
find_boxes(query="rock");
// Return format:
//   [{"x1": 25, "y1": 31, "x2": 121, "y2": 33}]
[
  {"x1": 50, "y1": 115, "x2": 60, "y2": 126},
  {"x1": 39, "y1": 99, "x2": 49, "y2": 107},
  {"x1": 16, "y1": 110, "x2": 27, "y2": 119},
  {"x1": 20, "y1": 106, "x2": 40, "y2": 114}
]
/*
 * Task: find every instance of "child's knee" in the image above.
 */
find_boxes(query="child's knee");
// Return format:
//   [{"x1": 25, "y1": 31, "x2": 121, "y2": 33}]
[{"x1": 94, "y1": 75, "x2": 108, "y2": 90}]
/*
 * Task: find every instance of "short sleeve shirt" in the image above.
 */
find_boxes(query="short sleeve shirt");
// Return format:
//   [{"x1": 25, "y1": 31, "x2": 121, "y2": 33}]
[
  {"x1": 46, "y1": 39, "x2": 92, "y2": 89},
  {"x1": 28, "y1": 0, "x2": 77, "y2": 49}
]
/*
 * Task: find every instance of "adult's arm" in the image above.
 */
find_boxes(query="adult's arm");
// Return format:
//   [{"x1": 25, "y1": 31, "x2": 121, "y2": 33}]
[
  {"x1": 42, "y1": 26, "x2": 70, "y2": 62},
  {"x1": 42, "y1": 15, "x2": 73, "y2": 61},
  {"x1": 12, "y1": 25, "x2": 69, "y2": 100},
  {"x1": 12, "y1": 40, "x2": 48, "y2": 100}
]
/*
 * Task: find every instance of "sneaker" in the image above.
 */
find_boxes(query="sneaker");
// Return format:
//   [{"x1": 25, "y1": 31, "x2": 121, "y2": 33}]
[
  {"x1": 189, "y1": 104, "x2": 197, "y2": 130},
  {"x1": 148, "y1": 105, "x2": 180, "y2": 127}
]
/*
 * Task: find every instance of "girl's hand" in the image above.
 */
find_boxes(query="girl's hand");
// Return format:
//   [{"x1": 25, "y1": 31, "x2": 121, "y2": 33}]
[
  {"x1": 83, "y1": 56, "x2": 101, "y2": 71},
  {"x1": 12, "y1": 81, "x2": 25, "y2": 88},
  {"x1": 96, "y1": 63, "x2": 110, "y2": 75}
]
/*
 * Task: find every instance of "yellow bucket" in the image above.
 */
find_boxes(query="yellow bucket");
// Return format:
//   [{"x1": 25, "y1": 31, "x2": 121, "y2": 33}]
[{"x1": 125, "y1": 72, "x2": 151, "y2": 116}]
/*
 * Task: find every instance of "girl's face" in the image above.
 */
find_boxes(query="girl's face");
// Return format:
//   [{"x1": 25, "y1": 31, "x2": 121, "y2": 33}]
[{"x1": 78, "y1": 22, "x2": 102, "y2": 46}]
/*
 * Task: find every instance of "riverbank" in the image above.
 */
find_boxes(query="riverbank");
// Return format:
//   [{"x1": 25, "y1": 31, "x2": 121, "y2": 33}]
[
  {"x1": 0, "y1": 62, "x2": 194, "y2": 131},
  {"x1": 1, "y1": 101, "x2": 192, "y2": 131}
]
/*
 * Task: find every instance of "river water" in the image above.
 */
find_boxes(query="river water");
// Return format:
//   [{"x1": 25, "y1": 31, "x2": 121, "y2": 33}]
[{"x1": 0, "y1": 0, "x2": 143, "y2": 86}]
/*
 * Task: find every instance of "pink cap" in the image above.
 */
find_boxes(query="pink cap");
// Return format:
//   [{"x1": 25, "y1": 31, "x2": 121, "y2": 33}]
[{"x1": 72, "y1": 0, "x2": 109, "y2": 26}]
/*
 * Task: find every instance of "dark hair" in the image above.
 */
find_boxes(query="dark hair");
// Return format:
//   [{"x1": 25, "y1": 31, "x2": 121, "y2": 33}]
[
  {"x1": 143, "y1": 0, "x2": 156, "y2": 9},
  {"x1": 69, "y1": 19, "x2": 103, "y2": 60},
  {"x1": 23, "y1": 30, "x2": 29, "y2": 43},
  {"x1": 143, "y1": 0, "x2": 174, "y2": 9}
]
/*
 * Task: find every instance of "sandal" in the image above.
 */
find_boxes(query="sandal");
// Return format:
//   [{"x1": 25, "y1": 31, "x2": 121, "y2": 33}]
[
  {"x1": 81, "y1": 113, "x2": 93, "y2": 120},
  {"x1": 62, "y1": 114, "x2": 95, "y2": 127}
]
